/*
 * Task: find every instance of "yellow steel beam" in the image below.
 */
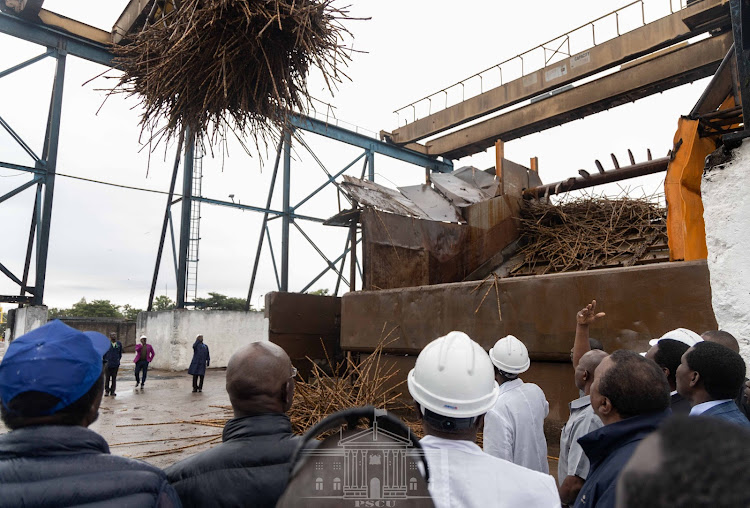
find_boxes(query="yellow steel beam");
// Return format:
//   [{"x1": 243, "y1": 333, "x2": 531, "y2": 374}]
[
  {"x1": 37, "y1": 9, "x2": 109, "y2": 45},
  {"x1": 391, "y1": 0, "x2": 730, "y2": 145},
  {"x1": 425, "y1": 32, "x2": 732, "y2": 160}
]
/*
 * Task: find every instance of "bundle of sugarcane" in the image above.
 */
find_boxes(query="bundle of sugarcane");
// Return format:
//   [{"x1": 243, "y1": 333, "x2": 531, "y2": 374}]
[
  {"x1": 111, "y1": 0, "x2": 356, "y2": 149},
  {"x1": 512, "y1": 195, "x2": 668, "y2": 275}
]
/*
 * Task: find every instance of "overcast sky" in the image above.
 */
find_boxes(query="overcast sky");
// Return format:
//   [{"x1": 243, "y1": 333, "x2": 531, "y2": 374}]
[{"x1": 0, "y1": 0, "x2": 704, "y2": 310}]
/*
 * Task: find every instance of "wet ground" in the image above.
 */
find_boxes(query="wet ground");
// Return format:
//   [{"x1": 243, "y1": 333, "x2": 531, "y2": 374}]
[{"x1": 0, "y1": 362, "x2": 233, "y2": 470}]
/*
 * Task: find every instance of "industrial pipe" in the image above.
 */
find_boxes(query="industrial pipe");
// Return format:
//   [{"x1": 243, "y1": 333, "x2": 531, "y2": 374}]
[{"x1": 523, "y1": 156, "x2": 669, "y2": 199}]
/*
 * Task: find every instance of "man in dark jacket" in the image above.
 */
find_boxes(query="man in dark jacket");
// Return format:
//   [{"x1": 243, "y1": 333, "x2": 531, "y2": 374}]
[
  {"x1": 0, "y1": 320, "x2": 180, "y2": 507},
  {"x1": 676, "y1": 340, "x2": 750, "y2": 427},
  {"x1": 187, "y1": 334, "x2": 210, "y2": 393},
  {"x1": 644, "y1": 338, "x2": 691, "y2": 414},
  {"x1": 103, "y1": 331, "x2": 123, "y2": 396},
  {"x1": 701, "y1": 329, "x2": 750, "y2": 420},
  {"x1": 166, "y1": 341, "x2": 298, "y2": 508},
  {"x1": 574, "y1": 350, "x2": 671, "y2": 507}
]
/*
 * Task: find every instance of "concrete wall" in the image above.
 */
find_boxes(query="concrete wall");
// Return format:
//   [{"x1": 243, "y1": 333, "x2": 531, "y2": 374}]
[
  {"x1": 60, "y1": 318, "x2": 137, "y2": 351},
  {"x1": 703, "y1": 140, "x2": 750, "y2": 363},
  {"x1": 137, "y1": 309, "x2": 268, "y2": 371},
  {"x1": 11, "y1": 306, "x2": 48, "y2": 340}
]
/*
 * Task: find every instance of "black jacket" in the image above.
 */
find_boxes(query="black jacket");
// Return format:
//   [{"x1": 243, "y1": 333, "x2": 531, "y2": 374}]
[
  {"x1": 574, "y1": 409, "x2": 670, "y2": 507},
  {"x1": 166, "y1": 413, "x2": 299, "y2": 508},
  {"x1": 0, "y1": 425, "x2": 181, "y2": 507},
  {"x1": 670, "y1": 392, "x2": 691, "y2": 415},
  {"x1": 103, "y1": 340, "x2": 123, "y2": 368}
]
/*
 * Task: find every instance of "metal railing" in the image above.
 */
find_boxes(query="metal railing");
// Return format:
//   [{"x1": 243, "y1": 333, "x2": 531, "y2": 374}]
[
  {"x1": 308, "y1": 97, "x2": 379, "y2": 139},
  {"x1": 393, "y1": 0, "x2": 688, "y2": 126}
]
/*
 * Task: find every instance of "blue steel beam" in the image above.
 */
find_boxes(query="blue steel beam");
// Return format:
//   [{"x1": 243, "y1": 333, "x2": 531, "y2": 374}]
[
  {"x1": 289, "y1": 114, "x2": 453, "y2": 172},
  {"x1": 192, "y1": 196, "x2": 325, "y2": 223},
  {"x1": 0, "y1": 114, "x2": 41, "y2": 162},
  {"x1": 0, "y1": 48, "x2": 54, "y2": 79},
  {"x1": 294, "y1": 151, "x2": 365, "y2": 210},
  {"x1": 0, "y1": 12, "x2": 114, "y2": 67},
  {"x1": 32, "y1": 50, "x2": 66, "y2": 306},
  {"x1": 0, "y1": 161, "x2": 45, "y2": 175},
  {"x1": 0, "y1": 176, "x2": 42, "y2": 204},
  {"x1": 281, "y1": 130, "x2": 292, "y2": 292},
  {"x1": 301, "y1": 237, "x2": 362, "y2": 294}
]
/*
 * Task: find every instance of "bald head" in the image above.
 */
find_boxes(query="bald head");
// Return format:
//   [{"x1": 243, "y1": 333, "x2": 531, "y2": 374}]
[
  {"x1": 575, "y1": 350, "x2": 609, "y2": 394},
  {"x1": 226, "y1": 342, "x2": 294, "y2": 417},
  {"x1": 702, "y1": 330, "x2": 740, "y2": 354},
  {"x1": 580, "y1": 350, "x2": 608, "y2": 372}
]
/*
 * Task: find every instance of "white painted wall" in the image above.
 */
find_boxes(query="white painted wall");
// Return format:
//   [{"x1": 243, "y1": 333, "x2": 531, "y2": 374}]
[
  {"x1": 136, "y1": 309, "x2": 269, "y2": 371},
  {"x1": 703, "y1": 140, "x2": 750, "y2": 364},
  {"x1": 12, "y1": 306, "x2": 48, "y2": 340}
]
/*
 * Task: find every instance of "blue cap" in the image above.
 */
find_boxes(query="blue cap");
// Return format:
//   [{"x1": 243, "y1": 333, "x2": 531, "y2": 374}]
[{"x1": 0, "y1": 320, "x2": 110, "y2": 415}]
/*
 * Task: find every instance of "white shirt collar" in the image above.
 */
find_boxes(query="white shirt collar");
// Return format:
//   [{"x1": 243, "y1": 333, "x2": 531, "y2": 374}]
[
  {"x1": 497, "y1": 377, "x2": 523, "y2": 396},
  {"x1": 689, "y1": 399, "x2": 732, "y2": 416},
  {"x1": 670, "y1": 390, "x2": 678, "y2": 396},
  {"x1": 419, "y1": 435, "x2": 484, "y2": 455}
]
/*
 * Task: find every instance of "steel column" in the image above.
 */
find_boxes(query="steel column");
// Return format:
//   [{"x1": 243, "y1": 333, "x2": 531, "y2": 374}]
[
  {"x1": 726, "y1": 0, "x2": 750, "y2": 142},
  {"x1": 176, "y1": 128, "x2": 195, "y2": 308},
  {"x1": 367, "y1": 150, "x2": 375, "y2": 181},
  {"x1": 280, "y1": 129, "x2": 292, "y2": 292},
  {"x1": 245, "y1": 137, "x2": 283, "y2": 310},
  {"x1": 32, "y1": 50, "x2": 66, "y2": 306},
  {"x1": 147, "y1": 132, "x2": 184, "y2": 311}
]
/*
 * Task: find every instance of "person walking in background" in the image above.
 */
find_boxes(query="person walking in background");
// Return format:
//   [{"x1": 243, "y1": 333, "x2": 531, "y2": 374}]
[
  {"x1": 134, "y1": 335, "x2": 155, "y2": 389},
  {"x1": 188, "y1": 334, "x2": 210, "y2": 393},
  {"x1": 103, "y1": 332, "x2": 123, "y2": 397}
]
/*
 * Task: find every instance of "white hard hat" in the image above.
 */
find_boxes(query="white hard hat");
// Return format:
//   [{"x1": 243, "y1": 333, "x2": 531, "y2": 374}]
[
  {"x1": 140, "y1": 335, "x2": 147, "y2": 339},
  {"x1": 407, "y1": 331, "x2": 499, "y2": 419},
  {"x1": 489, "y1": 335, "x2": 531, "y2": 374},
  {"x1": 648, "y1": 328, "x2": 703, "y2": 348}
]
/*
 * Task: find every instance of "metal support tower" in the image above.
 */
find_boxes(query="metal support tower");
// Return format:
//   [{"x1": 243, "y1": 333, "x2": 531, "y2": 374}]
[{"x1": 725, "y1": 0, "x2": 750, "y2": 144}]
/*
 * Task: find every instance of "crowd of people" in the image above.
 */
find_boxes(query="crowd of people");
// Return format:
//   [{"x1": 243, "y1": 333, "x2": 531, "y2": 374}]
[{"x1": 0, "y1": 300, "x2": 749, "y2": 507}]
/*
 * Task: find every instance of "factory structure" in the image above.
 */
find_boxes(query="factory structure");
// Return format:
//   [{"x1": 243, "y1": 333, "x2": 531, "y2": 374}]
[{"x1": 1, "y1": 0, "x2": 749, "y2": 441}]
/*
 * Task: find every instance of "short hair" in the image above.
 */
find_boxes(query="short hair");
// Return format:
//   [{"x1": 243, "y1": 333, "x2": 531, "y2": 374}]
[
  {"x1": 702, "y1": 330, "x2": 740, "y2": 354},
  {"x1": 598, "y1": 350, "x2": 670, "y2": 418},
  {"x1": 652, "y1": 339, "x2": 690, "y2": 386},
  {"x1": 686, "y1": 341, "x2": 746, "y2": 400},
  {"x1": 589, "y1": 338, "x2": 605, "y2": 351},
  {"x1": 617, "y1": 415, "x2": 750, "y2": 507},
  {"x1": 0, "y1": 374, "x2": 103, "y2": 429}
]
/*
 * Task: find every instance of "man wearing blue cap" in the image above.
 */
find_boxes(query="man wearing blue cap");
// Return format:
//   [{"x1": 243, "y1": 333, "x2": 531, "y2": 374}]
[{"x1": 0, "y1": 320, "x2": 181, "y2": 507}]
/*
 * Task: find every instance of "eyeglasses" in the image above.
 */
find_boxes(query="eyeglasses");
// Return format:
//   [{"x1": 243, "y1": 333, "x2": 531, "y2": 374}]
[{"x1": 290, "y1": 366, "x2": 298, "y2": 379}]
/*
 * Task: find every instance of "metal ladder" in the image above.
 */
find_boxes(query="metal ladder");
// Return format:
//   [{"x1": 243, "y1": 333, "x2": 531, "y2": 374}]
[{"x1": 186, "y1": 145, "x2": 203, "y2": 302}]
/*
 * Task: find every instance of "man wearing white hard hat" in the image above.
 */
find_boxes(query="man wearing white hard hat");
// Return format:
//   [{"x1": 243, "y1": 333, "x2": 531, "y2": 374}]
[
  {"x1": 408, "y1": 331, "x2": 559, "y2": 508},
  {"x1": 484, "y1": 335, "x2": 550, "y2": 474},
  {"x1": 648, "y1": 328, "x2": 703, "y2": 348}
]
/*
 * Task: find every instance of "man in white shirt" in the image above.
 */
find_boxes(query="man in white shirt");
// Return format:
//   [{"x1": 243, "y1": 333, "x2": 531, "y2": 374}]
[
  {"x1": 407, "y1": 331, "x2": 559, "y2": 508},
  {"x1": 484, "y1": 335, "x2": 549, "y2": 473},
  {"x1": 558, "y1": 349, "x2": 607, "y2": 505}
]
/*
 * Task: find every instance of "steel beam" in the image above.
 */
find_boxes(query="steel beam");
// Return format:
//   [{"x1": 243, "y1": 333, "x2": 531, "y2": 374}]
[
  {"x1": 281, "y1": 130, "x2": 292, "y2": 292},
  {"x1": 523, "y1": 157, "x2": 670, "y2": 199},
  {"x1": 391, "y1": 0, "x2": 730, "y2": 144},
  {"x1": 32, "y1": 50, "x2": 66, "y2": 306},
  {"x1": 246, "y1": 138, "x2": 283, "y2": 310},
  {"x1": 147, "y1": 132, "x2": 184, "y2": 311},
  {"x1": 725, "y1": 0, "x2": 750, "y2": 142},
  {"x1": 0, "y1": 176, "x2": 42, "y2": 204},
  {"x1": 289, "y1": 114, "x2": 452, "y2": 172},
  {"x1": 176, "y1": 128, "x2": 195, "y2": 308},
  {"x1": 0, "y1": 11, "x2": 113, "y2": 67},
  {"x1": 0, "y1": 48, "x2": 54, "y2": 80},
  {"x1": 427, "y1": 33, "x2": 733, "y2": 160}
]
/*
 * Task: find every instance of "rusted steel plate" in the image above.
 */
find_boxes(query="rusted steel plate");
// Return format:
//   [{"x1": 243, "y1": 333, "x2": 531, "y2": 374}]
[{"x1": 343, "y1": 260, "x2": 716, "y2": 355}]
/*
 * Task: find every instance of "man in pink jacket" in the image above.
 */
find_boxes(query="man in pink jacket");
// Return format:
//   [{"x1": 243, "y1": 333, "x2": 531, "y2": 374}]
[{"x1": 134, "y1": 335, "x2": 155, "y2": 389}]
